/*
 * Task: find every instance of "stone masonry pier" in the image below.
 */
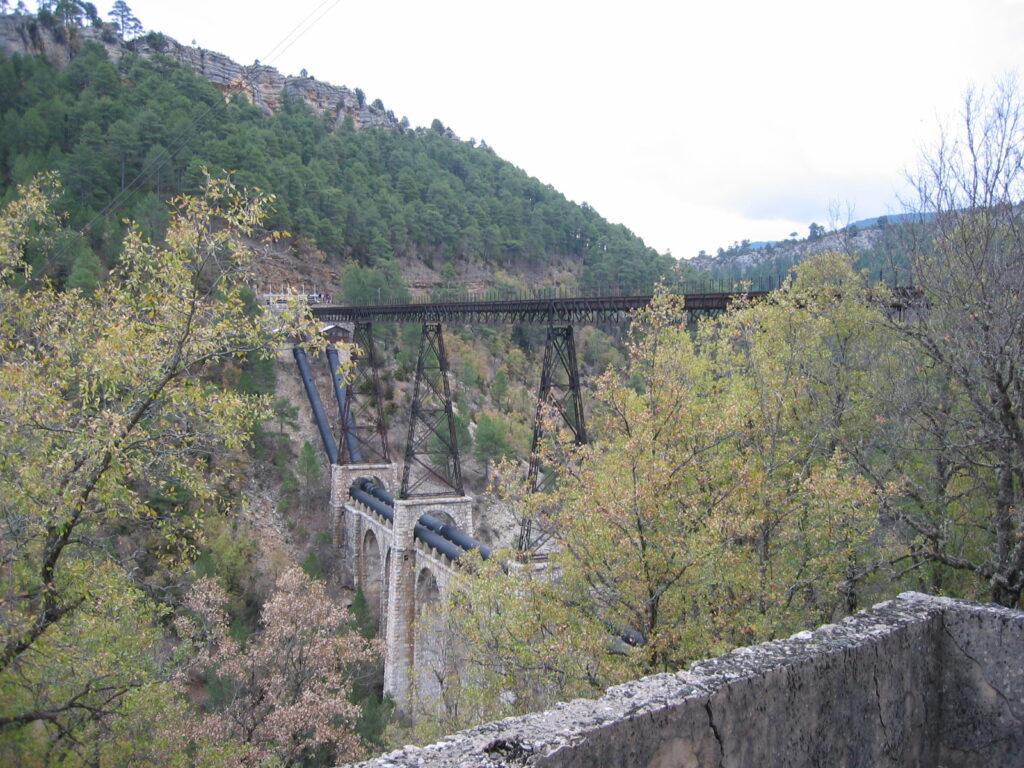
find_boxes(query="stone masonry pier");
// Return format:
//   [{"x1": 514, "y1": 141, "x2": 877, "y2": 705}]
[{"x1": 348, "y1": 592, "x2": 1023, "y2": 767}]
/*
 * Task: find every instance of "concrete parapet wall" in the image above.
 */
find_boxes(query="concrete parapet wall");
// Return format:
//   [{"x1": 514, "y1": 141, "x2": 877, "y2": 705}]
[
  {"x1": 348, "y1": 593, "x2": 1024, "y2": 768},
  {"x1": 936, "y1": 598, "x2": 1024, "y2": 766}
]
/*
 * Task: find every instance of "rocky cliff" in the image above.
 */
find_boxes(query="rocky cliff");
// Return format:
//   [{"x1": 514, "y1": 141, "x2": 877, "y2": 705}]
[
  {"x1": 0, "y1": 12, "x2": 417, "y2": 134},
  {"x1": 688, "y1": 225, "x2": 885, "y2": 273},
  {"x1": 143, "y1": 35, "x2": 403, "y2": 132}
]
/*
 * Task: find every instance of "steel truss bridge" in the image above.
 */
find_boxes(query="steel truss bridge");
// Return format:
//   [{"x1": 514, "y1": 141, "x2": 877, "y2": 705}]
[
  {"x1": 296, "y1": 281, "x2": 918, "y2": 552},
  {"x1": 311, "y1": 291, "x2": 765, "y2": 325},
  {"x1": 290, "y1": 280, "x2": 918, "y2": 706},
  {"x1": 309, "y1": 278, "x2": 784, "y2": 325},
  {"x1": 295, "y1": 285, "x2": 774, "y2": 554}
]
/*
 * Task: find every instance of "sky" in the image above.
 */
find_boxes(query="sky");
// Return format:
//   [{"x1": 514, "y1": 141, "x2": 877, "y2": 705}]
[{"x1": 115, "y1": 0, "x2": 1024, "y2": 259}]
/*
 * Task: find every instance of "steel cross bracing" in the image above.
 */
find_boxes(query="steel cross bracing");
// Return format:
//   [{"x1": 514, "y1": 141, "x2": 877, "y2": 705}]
[
  {"x1": 342, "y1": 323, "x2": 391, "y2": 464},
  {"x1": 519, "y1": 325, "x2": 588, "y2": 552},
  {"x1": 400, "y1": 323, "x2": 465, "y2": 498},
  {"x1": 312, "y1": 292, "x2": 767, "y2": 326},
  {"x1": 528, "y1": 325, "x2": 587, "y2": 482}
]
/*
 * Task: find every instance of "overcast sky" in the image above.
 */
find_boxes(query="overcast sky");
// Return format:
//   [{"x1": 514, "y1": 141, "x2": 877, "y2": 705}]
[{"x1": 117, "y1": 0, "x2": 1024, "y2": 259}]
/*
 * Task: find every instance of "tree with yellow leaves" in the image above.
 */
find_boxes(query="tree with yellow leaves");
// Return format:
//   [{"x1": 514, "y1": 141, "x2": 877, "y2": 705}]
[
  {"x1": 415, "y1": 266, "x2": 887, "y2": 732},
  {"x1": 0, "y1": 174, "x2": 319, "y2": 763}
]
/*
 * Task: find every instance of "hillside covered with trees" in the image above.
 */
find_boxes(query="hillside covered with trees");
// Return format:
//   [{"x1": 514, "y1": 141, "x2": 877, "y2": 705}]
[
  {"x1": 690, "y1": 213, "x2": 918, "y2": 288},
  {"x1": 0, "y1": 10, "x2": 682, "y2": 299}
]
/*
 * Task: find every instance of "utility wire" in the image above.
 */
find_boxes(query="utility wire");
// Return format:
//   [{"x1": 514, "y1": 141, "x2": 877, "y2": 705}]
[{"x1": 260, "y1": 0, "x2": 340, "y2": 66}]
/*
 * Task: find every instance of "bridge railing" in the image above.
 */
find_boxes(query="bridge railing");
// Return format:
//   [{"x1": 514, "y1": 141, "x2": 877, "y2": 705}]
[{"x1": 333, "y1": 276, "x2": 793, "y2": 308}]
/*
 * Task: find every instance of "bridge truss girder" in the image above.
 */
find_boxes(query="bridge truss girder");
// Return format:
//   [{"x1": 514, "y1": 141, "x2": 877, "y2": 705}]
[
  {"x1": 313, "y1": 293, "x2": 747, "y2": 326},
  {"x1": 519, "y1": 325, "x2": 588, "y2": 552},
  {"x1": 341, "y1": 322, "x2": 391, "y2": 464},
  {"x1": 400, "y1": 323, "x2": 464, "y2": 499}
]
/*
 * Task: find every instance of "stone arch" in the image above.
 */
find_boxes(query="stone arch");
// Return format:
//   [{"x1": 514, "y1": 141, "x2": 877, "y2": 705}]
[
  {"x1": 413, "y1": 565, "x2": 446, "y2": 700},
  {"x1": 426, "y1": 508, "x2": 456, "y2": 528},
  {"x1": 361, "y1": 529, "x2": 383, "y2": 629},
  {"x1": 415, "y1": 566, "x2": 440, "y2": 615}
]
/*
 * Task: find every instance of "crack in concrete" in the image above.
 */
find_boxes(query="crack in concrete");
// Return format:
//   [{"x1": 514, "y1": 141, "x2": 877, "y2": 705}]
[
  {"x1": 942, "y1": 625, "x2": 1024, "y2": 726},
  {"x1": 704, "y1": 699, "x2": 725, "y2": 768},
  {"x1": 872, "y1": 664, "x2": 893, "y2": 750},
  {"x1": 941, "y1": 733, "x2": 1016, "y2": 756}
]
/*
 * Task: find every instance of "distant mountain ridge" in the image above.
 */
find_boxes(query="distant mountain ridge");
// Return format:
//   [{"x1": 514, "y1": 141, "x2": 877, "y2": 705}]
[{"x1": 686, "y1": 213, "x2": 919, "y2": 284}]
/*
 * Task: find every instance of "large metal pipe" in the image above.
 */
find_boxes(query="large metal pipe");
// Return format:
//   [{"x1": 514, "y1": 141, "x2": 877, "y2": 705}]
[
  {"x1": 357, "y1": 479, "x2": 491, "y2": 559},
  {"x1": 413, "y1": 523, "x2": 464, "y2": 561},
  {"x1": 349, "y1": 485, "x2": 394, "y2": 522},
  {"x1": 293, "y1": 346, "x2": 338, "y2": 464},
  {"x1": 362, "y1": 480, "x2": 395, "y2": 506},
  {"x1": 419, "y1": 513, "x2": 492, "y2": 559},
  {"x1": 326, "y1": 346, "x2": 363, "y2": 462},
  {"x1": 350, "y1": 483, "x2": 462, "y2": 560}
]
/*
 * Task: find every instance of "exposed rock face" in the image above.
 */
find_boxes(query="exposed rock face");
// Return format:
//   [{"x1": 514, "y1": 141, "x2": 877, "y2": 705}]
[
  {"x1": 144, "y1": 36, "x2": 400, "y2": 130},
  {"x1": 0, "y1": 13, "x2": 404, "y2": 133},
  {"x1": 688, "y1": 226, "x2": 885, "y2": 273},
  {"x1": 0, "y1": 13, "x2": 122, "y2": 68}
]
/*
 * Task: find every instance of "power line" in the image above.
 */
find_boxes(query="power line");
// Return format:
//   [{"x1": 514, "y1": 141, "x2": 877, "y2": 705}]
[{"x1": 260, "y1": 0, "x2": 340, "y2": 66}]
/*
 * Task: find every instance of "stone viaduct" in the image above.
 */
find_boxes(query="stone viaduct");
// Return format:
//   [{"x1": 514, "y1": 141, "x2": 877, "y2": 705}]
[
  {"x1": 330, "y1": 459, "x2": 475, "y2": 706},
  {"x1": 293, "y1": 308, "x2": 513, "y2": 708}
]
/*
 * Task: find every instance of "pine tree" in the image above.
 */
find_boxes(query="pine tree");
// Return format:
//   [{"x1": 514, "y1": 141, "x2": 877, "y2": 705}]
[
  {"x1": 108, "y1": 1, "x2": 142, "y2": 40},
  {"x1": 297, "y1": 439, "x2": 322, "y2": 502}
]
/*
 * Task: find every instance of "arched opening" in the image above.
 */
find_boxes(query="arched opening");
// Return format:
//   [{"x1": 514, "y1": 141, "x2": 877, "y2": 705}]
[
  {"x1": 427, "y1": 509, "x2": 456, "y2": 529},
  {"x1": 361, "y1": 530, "x2": 383, "y2": 630},
  {"x1": 413, "y1": 566, "x2": 446, "y2": 702},
  {"x1": 415, "y1": 567, "x2": 440, "y2": 615}
]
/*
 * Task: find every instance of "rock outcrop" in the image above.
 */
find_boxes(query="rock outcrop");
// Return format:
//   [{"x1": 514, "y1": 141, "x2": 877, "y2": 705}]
[
  {"x1": 688, "y1": 225, "x2": 885, "y2": 273},
  {"x1": 0, "y1": 12, "x2": 122, "y2": 68},
  {"x1": 0, "y1": 12, "x2": 412, "y2": 134},
  {"x1": 143, "y1": 36, "x2": 400, "y2": 131}
]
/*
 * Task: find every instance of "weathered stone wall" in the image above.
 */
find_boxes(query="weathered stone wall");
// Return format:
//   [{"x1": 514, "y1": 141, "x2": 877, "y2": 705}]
[{"x1": 348, "y1": 593, "x2": 1023, "y2": 767}]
